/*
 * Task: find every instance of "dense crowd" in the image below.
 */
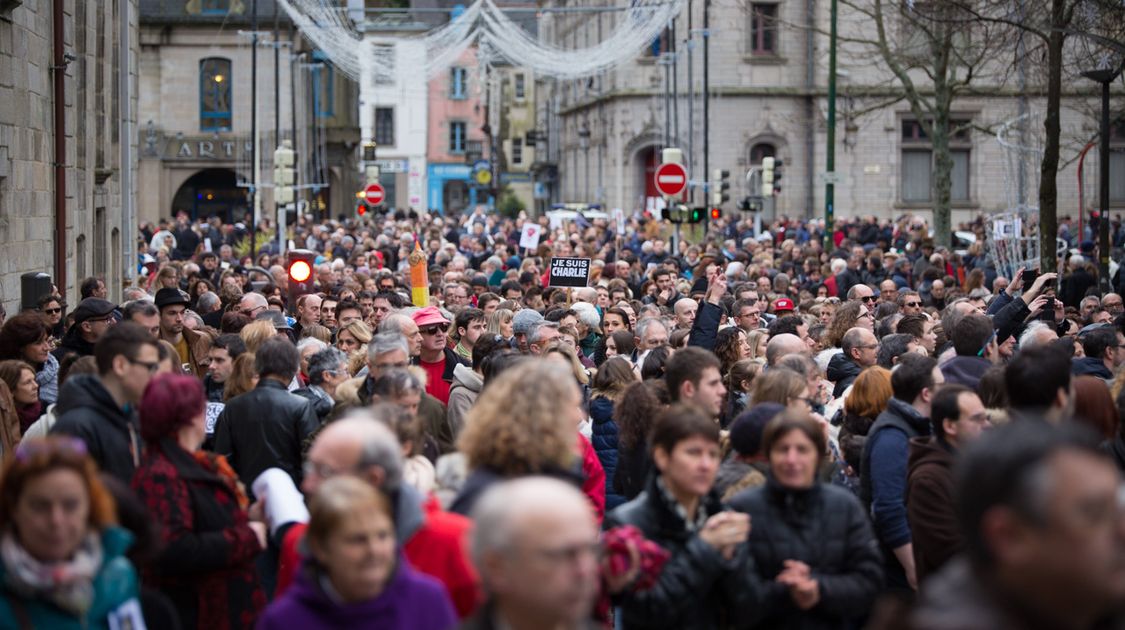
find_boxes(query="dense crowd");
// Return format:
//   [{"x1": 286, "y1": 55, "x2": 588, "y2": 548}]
[{"x1": 0, "y1": 207, "x2": 1123, "y2": 629}]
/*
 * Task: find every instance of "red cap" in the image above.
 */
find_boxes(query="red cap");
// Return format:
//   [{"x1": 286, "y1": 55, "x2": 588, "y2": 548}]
[{"x1": 773, "y1": 297, "x2": 796, "y2": 313}]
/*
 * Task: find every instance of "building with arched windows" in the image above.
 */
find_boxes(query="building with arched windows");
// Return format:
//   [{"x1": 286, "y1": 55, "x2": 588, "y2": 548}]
[{"x1": 138, "y1": 0, "x2": 361, "y2": 228}]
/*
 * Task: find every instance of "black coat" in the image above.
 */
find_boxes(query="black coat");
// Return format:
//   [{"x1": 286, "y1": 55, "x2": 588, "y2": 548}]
[
  {"x1": 131, "y1": 439, "x2": 265, "y2": 629},
  {"x1": 292, "y1": 385, "x2": 335, "y2": 423},
  {"x1": 606, "y1": 473, "x2": 761, "y2": 630},
  {"x1": 826, "y1": 353, "x2": 862, "y2": 398},
  {"x1": 728, "y1": 478, "x2": 884, "y2": 630},
  {"x1": 51, "y1": 375, "x2": 141, "y2": 482},
  {"x1": 212, "y1": 378, "x2": 319, "y2": 491}
]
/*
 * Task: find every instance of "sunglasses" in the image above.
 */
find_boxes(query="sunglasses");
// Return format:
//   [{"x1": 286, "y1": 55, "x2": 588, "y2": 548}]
[
  {"x1": 419, "y1": 325, "x2": 446, "y2": 335},
  {"x1": 16, "y1": 436, "x2": 88, "y2": 462},
  {"x1": 904, "y1": 301, "x2": 922, "y2": 307},
  {"x1": 859, "y1": 295, "x2": 877, "y2": 303},
  {"x1": 43, "y1": 308, "x2": 62, "y2": 315}
]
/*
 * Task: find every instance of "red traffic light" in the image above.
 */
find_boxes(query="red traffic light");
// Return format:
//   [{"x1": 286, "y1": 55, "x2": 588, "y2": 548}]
[
  {"x1": 357, "y1": 205, "x2": 366, "y2": 216},
  {"x1": 710, "y1": 207, "x2": 721, "y2": 220},
  {"x1": 289, "y1": 260, "x2": 312, "y2": 283}
]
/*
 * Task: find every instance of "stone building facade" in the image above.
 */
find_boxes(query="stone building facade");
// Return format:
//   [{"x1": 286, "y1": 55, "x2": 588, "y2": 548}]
[
  {"x1": 138, "y1": 0, "x2": 361, "y2": 227},
  {"x1": 0, "y1": 0, "x2": 138, "y2": 311},
  {"x1": 538, "y1": 0, "x2": 1123, "y2": 225}
]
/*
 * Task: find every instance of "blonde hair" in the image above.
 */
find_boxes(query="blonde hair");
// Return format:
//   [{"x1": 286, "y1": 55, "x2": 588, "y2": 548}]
[
  {"x1": 223, "y1": 353, "x2": 258, "y2": 401},
  {"x1": 746, "y1": 329, "x2": 768, "y2": 360},
  {"x1": 486, "y1": 309, "x2": 513, "y2": 335},
  {"x1": 458, "y1": 360, "x2": 578, "y2": 477},
  {"x1": 239, "y1": 320, "x2": 277, "y2": 354}
]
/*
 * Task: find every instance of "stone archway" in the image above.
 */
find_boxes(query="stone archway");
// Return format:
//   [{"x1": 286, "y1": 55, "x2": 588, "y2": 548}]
[{"x1": 170, "y1": 168, "x2": 247, "y2": 223}]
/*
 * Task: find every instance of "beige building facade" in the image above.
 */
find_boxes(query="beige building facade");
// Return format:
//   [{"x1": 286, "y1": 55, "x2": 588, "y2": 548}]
[
  {"x1": 538, "y1": 0, "x2": 1122, "y2": 224},
  {"x1": 0, "y1": 0, "x2": 138, "y2": 310}
]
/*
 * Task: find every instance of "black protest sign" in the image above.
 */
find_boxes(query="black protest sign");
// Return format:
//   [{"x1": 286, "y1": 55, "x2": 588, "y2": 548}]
[{"x1": 549, "y1": 257, "x2": 591, "y2": 288}]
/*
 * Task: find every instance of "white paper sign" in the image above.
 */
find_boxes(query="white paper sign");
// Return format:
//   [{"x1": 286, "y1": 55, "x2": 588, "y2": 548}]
[{"x1": 520, "y1": 224, "x2": 542, "y2": 249}]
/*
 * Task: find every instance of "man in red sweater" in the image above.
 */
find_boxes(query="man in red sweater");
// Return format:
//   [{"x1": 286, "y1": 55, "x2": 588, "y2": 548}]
[{"x1": 274, "y1": 411, "x2": 480, "y2": 617}]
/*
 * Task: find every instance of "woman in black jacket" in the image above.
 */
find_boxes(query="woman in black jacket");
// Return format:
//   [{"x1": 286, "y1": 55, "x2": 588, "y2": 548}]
[
  {"x1": 728, "y1": 411, "x2": 883, "y2": 629},
  {"x1": 607, "y1": 403, "x2": 760, "y2": 630}
]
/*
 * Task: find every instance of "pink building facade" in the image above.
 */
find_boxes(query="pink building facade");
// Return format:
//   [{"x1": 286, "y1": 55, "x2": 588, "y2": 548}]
[{"x1": 426, "y1": 47, "x2": 487, "y2": 214}]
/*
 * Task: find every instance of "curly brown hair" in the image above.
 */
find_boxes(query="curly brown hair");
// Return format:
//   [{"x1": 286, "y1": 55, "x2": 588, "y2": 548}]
[
  {"x1": 458, "y1": 360, "x2": 578, "y2": 477},
  {"x1": 824, "y1": 300, "x2": 864, "y2": 348}
]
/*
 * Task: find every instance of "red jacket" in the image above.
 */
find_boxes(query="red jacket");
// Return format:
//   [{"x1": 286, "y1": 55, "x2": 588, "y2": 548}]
[
  {"x1": 579, "y1": 433, "x2": 606, "y2": 525},
  {"x1": 276, "y1": 494, "x2": 481, "y2": 618}
]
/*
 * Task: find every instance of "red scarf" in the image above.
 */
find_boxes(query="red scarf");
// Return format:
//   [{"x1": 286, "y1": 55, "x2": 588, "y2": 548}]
[{"x1": 192, "y1": 450, "x2": 250, "y2": 510}]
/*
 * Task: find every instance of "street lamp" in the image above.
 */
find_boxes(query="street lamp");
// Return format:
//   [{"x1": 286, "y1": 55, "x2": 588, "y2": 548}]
[
  {"x1": 578, "y1": 123, "x2": 591, "y2": 202},
  {"x1": 1081, "y1": 56, "x2": 1123, "y2": 292}
]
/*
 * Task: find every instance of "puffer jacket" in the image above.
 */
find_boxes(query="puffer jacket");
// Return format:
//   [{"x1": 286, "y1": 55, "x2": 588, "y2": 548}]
[
  {"x1": 589, "y1": 395, "x2": 625, "y2": 509},
  {"x1": 827, "y1": 353, "x2": 863, "y2": 398},
  {"x1": 606, "y1": 473, "x2": 761, "y2": 630},
  {"x1": 728, "y1": 477, "x2": 884, "y2": 630},
  {"x1": 0, "y1": 527, "x2": 141, "y2": 630}
]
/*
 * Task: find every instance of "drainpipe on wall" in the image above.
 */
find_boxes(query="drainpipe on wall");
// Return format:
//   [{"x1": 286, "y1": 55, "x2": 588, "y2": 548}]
[
  {"x1": 52, "y1": 0, "x2": 67, "y2": 297},
  {"x1": 805, "y1": 0, "x2": 816, "y2": 218},
  {"x1": 120, "y1": 0, "x2": 134, "y2": 293}
]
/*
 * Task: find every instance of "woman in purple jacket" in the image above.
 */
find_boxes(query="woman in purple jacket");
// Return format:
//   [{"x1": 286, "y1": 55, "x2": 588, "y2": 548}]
[{"x1": 256, "y1": 476, "x2": 457, "y2": 630}]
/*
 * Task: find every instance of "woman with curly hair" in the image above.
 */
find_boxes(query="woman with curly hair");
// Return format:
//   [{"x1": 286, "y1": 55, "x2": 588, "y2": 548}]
[
  {"x1": 714, "y1": 327, "x2": 751, "y2": 377},
  {"x1": 816, "y1": 300, "x2": 871, "y2": 370},
  {"x1": 451, "y1": 360, "x2": 593, "y2": 517}
]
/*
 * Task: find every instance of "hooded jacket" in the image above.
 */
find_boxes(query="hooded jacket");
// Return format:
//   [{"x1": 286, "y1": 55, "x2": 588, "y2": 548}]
[
  {"x1": 51, "y1": 375, "x2": 141, "y2": 482},
  {"x1": 607, "y1": 473, "x2": 762, "y2": 630},
  {"x1": 258, "y1": 554, "x2": 456, "y2": 630},
  {"x1": 827, "y1": 353, "x2": 864, "y2": 398},
  {"x1": 860, "y1": 396, "x2": 930, "y2": 589},
  {"x1": 1072, "y1": 356, "x2": 1114, "y2": 381},
  {"x1": 940, "y1": 355, "x2": 992, "y2": 391},
  {"x1": 52, "y1": 326, "x2": 96, "y2": 361},
  {"x1": 446, "y1": 363, "x2": 483, "y2": 438},
  {"x1": 906, "y1": 436, "x2": 961, "y2": 584}
]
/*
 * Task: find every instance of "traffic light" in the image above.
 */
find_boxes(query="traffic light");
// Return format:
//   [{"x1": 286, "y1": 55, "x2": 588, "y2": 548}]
[
  {"x1": 362, "y1": 141, "x2": 377, "y2": 161},
  {"x1": 661, "y1": 204, "x2": 708, "y2": 224},
  {"x1": 761, "y1": 157, "x2": 775, "y2": 197},
  {"x1": 274, "y1": 141, "x2": 296, "y2": 205},
  {"x1": 711, "y1": 169, "x2": 730, "y2": 206},
  {"x1": 710, "y1": 207, "x2": 722, "y2": 220},
  {"x1": 772, "y1": 160, "x2": 784, "y2": 196},
  {"x1": 287, "y1": 249, "x2": 316, "y2": 310}
]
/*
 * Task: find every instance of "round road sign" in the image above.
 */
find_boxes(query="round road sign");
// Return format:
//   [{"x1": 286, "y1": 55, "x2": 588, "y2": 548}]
[
  {"x1": 364, "y1": 183, "x2": 386, "y2": 206},
  {"x1": 654, "y1": 162, "x2": 688, "y2": 197}
]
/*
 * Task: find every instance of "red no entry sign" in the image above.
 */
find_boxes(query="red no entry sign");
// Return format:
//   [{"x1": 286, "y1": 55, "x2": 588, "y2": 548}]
[
  {"x1": 654, "y1": 162, "x2": 688, "y2": 197},
  {"x1": 364, "y1": 183, "x2": 386, "y2": 205}
]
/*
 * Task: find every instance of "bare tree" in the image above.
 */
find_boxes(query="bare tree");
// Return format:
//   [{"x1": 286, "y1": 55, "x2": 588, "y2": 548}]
[{"x1": 826, "y1": 0, "x2": 1012, "y2": 247}]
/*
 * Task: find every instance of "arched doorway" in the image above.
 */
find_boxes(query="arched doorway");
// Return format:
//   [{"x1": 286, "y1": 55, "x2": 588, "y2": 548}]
[
  {"x1": 171, "y1": 168, "x2": 247, "y2": 223},
  {"x1": 634, "y1": 146, "x2": 660, "y2": 212}
]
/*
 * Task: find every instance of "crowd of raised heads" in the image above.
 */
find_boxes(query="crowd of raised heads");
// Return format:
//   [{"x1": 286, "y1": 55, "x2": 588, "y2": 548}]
[{"x1": 0, "y1": 206, "x2": 1123, "y2": 629}]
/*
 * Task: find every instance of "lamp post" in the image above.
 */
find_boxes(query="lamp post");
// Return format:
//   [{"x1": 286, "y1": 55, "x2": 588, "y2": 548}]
[
  {"x1": 578, "y1": 123, "x2": 591, "y2": 201},
  {"x1": 1081, "y1": 58, "x2": 1122, "y2": 293}
]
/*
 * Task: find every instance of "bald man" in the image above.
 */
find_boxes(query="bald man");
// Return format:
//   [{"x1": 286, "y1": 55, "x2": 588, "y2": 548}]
[
  {"x1": 765, "y1": 333, "x2": 809, "y2": 366},
  {"x1": 466, "y1": 477, "x2": 601, "y2": 629}
]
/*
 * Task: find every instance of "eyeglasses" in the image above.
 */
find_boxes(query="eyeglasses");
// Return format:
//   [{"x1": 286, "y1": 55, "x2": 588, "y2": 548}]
[
  {"x1": 240, "y1": 305, "x2": 266, "y2": 317},
  {"x1": 15, "y1": 436, "x2": 88, "y2": 462},
  {"x1": 126, "y1": 356, "x2": 161, "y2": 374},
  {"x1": 904, "y1": 301, "x2": 922, "y2": 308},
  {"x1": 859, "y1": 295, "x2": 877, "y2": 303},
  {"x1": 43, "y1": 308, "x2": 62, "y2": 315},
  {"x1": 419, "y1": 325, "x2": 446, "y2": 335}
]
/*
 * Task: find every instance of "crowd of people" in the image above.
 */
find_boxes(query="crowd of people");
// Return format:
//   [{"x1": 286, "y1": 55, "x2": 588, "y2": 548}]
[{"x1": 0, "y1": 207, "x2": 1122, "y2": 629}]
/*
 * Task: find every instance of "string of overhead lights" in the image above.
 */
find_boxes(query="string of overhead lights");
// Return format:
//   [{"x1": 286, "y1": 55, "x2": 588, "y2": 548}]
[{"x1": 276, "y1": 0, "x2": 682, "y2": 82}]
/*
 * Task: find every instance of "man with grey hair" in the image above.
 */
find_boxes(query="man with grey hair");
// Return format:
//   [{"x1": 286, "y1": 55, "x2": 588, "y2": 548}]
[
  {"x1": 122, "y1": 286, "x2": 149, "y2": 302},
  {"x1": 379, "y1": 312, "x2": 422, "y2": 356},
  {"x1": 123, "y1": 299, "x2": 161, "y2": 337},
  {"x1": 196, "y1": 290, "x2": 221, "y2": 317},
  {"x1": 213, "y1": 336, "x2": 319, "y2": 491},
  {"x1": 528, "y1": 320, "x2": 561, "y2": 356},
  {"x1": 1080, "y1": 295, "x2": 1102, "y2": 322},
  {"x1": 238, "y1": 291, "x2": 269, "y2": 320},
  {"x1": 465, "y1": 477, "x2": 601, "y2": 630},
  {"x1": 276, "y1": 409, "x2": 478, "y2": 615},
  {"x1": 343, "y1": 331, "x2": 454, "y2": 454},
  {"x1": 828, "y1": 327, "x2": 878, "y2": 397},
  {"x1": 635, "y1": 317, "x2": 670, "y2": 351},
  {"x1": 293, "y1": 346, "x2": 348, "y2": 422},
  {"x1": 1018, "y1": 321, "x2": 1058, "y2": 350}
]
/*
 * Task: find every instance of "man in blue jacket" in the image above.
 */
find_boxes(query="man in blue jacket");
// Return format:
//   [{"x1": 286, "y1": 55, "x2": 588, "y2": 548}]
[{"x1": 860, "y1": 353, "x2": 942, "y2": 593}]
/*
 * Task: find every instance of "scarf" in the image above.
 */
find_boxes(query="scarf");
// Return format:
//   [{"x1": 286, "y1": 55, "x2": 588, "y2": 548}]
[
  {"x1": 16, "y1": 401, "x2": 41, "y2": 434},
  {"x1": 1, "y1": 532, "x2": 102, "y2": 617},
  {"x1": 192, "y1": 450, "x2": 250, "y2": 510}
]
